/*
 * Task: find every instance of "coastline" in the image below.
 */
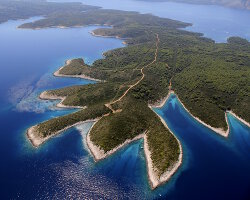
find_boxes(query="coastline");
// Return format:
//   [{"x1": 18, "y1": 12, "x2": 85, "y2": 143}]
[
  {"x1": 27, "y1": 119, "x2": 98, "y2": 148},
  {"x1": 86, "y1": 127, "x2": 145, "y2": 161},
  {"x1": 84, "y1": 89, "x2": 182, "y2": 189},
  {"x1": 90, "y1": 31, "x2": 128, "y2": 45},
  {"x1": 172, "y1": 92, "x2": 230, "y2": 137},
  {"x1": 145, "y1": 90, "x2": 250, "y2": 188},
  {"x1": 147, "y1": 91, "x2": 183, "y2": 189},
  {"x1": 157, "y1": 91, "x2": 249, "y2": 137},
  {"x1": 144, "y1": 120, "x2": 183, "y2": 189},
  {"x1": 148, "y1": 91, "x2": 174, "y2": 108},
  {"x1": 85, "y1": 120, "x2": 182, "y2": 190},
  {"x1": 27, "y1": 126, "x2": 47, "y2": 147},
  {"x1": 28, "y1": 88, "x2": 249, "y2": 189},
  {"x1": 32, "y1": 77, "x2": 247, "y2": 190},
  {"x1": 39, "y1": 91, "x2": 85, "y2": 109},
  {"x1": 227, "y1": 111, "x2": 250, "y2": 128},
  {"x1": 84, "y1": 90, "x2": 183, "y2": 190},
  {"x1": 90, "y1": 30, "x2": 121, "y2": 39},
  {"x1": 37, "y1": 90, "x2": 184, "y2": 189},
  {"x1": 27, "y1": 22, "x2": 248, "y2": 189},
  {"x1": 54, "y1": 59, "x2": 103, "y2": 82},
  {"x1": 83, "y1": 31, "x2": 179, "y2": 189}
]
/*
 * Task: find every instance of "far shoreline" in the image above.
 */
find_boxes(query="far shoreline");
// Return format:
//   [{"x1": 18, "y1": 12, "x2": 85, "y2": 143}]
[{"x1": 90, "y1": 30, "x2": 128, "y2": 42}]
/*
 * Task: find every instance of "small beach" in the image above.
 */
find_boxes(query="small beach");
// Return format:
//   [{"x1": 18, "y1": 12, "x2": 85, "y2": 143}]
[
  {"x1": 53, "y1": 59, "x2": 103, "y2": 82},
  {"x1": 39, "y1": 91, "x2": 85, "y2": 109},
  {"x1": 227, "y1": 111, "x2": 250, "y2": 128}
]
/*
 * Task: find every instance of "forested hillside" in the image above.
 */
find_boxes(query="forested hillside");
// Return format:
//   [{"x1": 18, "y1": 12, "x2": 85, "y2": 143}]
[
  {"x1": 3, "y1": 0, "x2": 247, "y2": 186},
  {"x1": 0, "y1": 0, "x2": 97, "y2": 24}
]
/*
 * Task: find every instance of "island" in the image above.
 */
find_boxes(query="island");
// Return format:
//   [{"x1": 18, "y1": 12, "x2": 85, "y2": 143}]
[
  {"x1": 11, "y1": 2, "x2": 249, "y2": 189},
  {"x1": 0, "y1": 0, "x2": 98, "y2": 25}
]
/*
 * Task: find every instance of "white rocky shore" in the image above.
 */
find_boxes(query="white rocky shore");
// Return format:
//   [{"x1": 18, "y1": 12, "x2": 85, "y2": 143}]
[
  {"x1": 85, "y1": 91, "x2": 183, "y2": 189},
  {"x1": 86, "y1": 123, "x2": 182, "y2": 189},
  {"x1": 175, "y1": 94, "x2": 230, "y2": 137},
  {"x1": 54, "y1": 59, "x2": 103, "y2": 82},
  {"x1": 39, "y1": 91, "x2": 85, "y2": 109},
  {"x1": 27, "y1": 119, "x2": 97, "y2": 148},
  {"x1": 227, "y1": 111, "x2": 250, "y2": 128}
]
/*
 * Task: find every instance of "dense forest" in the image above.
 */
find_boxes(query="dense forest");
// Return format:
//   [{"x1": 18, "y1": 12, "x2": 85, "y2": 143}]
[
  {"x1": 23, "y1": 9, "x2": 250, "y2": 130},
  {"x1": 6, "y1": 0, "x2": 248, "y2": 183},
  {"x1": 0, "y1": 0, "x2": 97, "y2": 24}
]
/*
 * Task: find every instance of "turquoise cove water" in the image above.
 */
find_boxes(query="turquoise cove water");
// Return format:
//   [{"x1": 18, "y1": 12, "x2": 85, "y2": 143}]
[{"x1": 154, "y1": 94, "x2": 250, "y2": 200}]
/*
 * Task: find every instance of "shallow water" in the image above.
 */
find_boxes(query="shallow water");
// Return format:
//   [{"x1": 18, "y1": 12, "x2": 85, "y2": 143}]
[
  {"x1": 53, "y1": 0, "x2": 250, "y2": 42},
  {"x1": 0, "y1": 17, "x2": 124, "y2": 112},
  {"x1": 0, "y1": 18, "x2": 126, "y2": 198},
  {"x1": 0, "y1": 7, "x2": 249, "y2": 200}
]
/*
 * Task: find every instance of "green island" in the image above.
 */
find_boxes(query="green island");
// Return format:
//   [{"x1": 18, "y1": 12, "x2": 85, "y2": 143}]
[
  {"x1": 5, "y1": 0, "x2": 248, "y2": 189},
  {"x1": 0, "y1": 0, "x2": 98, "y2": 24}
]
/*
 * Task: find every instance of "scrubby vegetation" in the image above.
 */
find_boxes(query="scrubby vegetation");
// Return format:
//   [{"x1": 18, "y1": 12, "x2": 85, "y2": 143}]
[
  {"x1": 172, "y1": 37, "x2": 250, "y2": 129},
  {"x1": 22, "y1": 4, "x2": 250, "y2": 178},
  {"x1": 90, "y1": 95, "x2": 179, "y2": 176},
  {"x1": 35, "y1": 104, "x2": 110, "y2": 138},
  {"x1": 0, "y1": 0, "x2": 97, "y2": 24},
  {"x1": 46, "y1": 82, "x2": 129, "y2": 107},
  {"x1": 58, "y1": 59, "x2": 89, "y2": 76}
]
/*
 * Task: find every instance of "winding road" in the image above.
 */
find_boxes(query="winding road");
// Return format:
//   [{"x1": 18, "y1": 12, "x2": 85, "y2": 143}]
[{"x1": 105, "y1": 33, "x2": 160, "y2": 113}]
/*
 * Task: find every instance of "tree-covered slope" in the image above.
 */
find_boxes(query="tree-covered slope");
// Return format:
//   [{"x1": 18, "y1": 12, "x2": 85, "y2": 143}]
[
  {"x1": 18, "y1": 3, "x2": 249, "y2": 185},
  {"x1": 0, "y1": 0, "x2": 97, "y2": 24},
  {"x1": 24, "y1": 8, "x2": 250, "y2": 130}
]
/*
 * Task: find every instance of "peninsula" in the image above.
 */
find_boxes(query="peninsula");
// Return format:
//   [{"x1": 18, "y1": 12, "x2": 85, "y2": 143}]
[{"x1": 18, "y1": 2, "x2": 250, "y2": 189}]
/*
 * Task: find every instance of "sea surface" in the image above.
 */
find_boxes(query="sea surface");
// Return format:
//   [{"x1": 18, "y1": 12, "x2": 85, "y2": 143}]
[{"x1": 0, "y1": 2, "x2": 250, "y2": 200}]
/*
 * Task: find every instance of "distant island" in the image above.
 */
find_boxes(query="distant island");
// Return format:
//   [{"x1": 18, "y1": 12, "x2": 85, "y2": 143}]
[
  {"x1": 2, "y1": 0, "x2": 249, "y2": 189},
  {"x1": 138, "y1": 0, "x2": 250, "y2": 10},
  {"x1": 0, "y1": 0, "x2": 98, "y2": 25}
]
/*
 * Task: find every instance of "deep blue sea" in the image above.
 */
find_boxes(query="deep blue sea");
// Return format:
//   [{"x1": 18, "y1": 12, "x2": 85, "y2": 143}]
[{"x1": 0, "y1": 1, "x2": 250, "y2": 199}]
